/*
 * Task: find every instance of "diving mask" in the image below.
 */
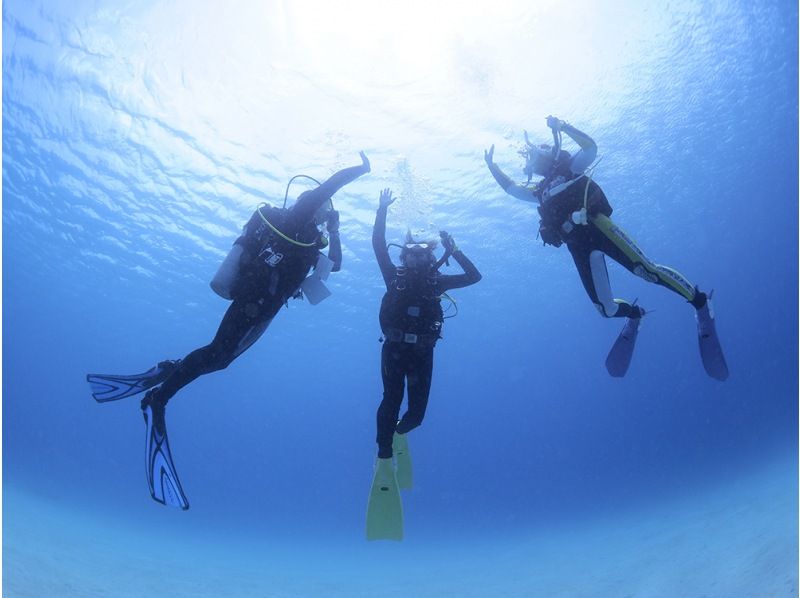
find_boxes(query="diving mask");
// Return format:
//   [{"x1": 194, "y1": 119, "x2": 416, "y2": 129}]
[
  {"x1": 405, "y1": 242, "x2": 433, "y2": 250},
  {"x1": 401, "y1": 244, "x2": 436, "y2": 270},
  {"x1": 522, "y1": 143, "x2": 554, "y2": 178}
]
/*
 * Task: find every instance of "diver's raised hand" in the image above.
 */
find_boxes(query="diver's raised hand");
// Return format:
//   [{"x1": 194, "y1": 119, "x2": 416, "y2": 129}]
[
  {"x1": 484, "y1": 145, "x2": 495, "y2": 165},
  {"x1": 359, "y1": 151, "x2": 371, "y2": 173},
  {"x1": 379, "y1": 188, "x2": 395, "y2": 209},
  {"x1": 546, "y1": 115, "x2": 563, "y2": 131},
  {"x1": 439, "y1": 230, "x2": 458, "y2": 253}
]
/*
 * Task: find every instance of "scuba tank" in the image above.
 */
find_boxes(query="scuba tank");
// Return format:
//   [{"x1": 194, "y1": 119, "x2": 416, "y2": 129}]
[
  {"x1": 212, "y1": 174, "x2": 325, "y2": 301},
  {"x1": 210, "y1": 198, "x2": 333, "y2": 303},
  {"x1": 210, "y1": 243, "x2": 243, "y2": 300}
]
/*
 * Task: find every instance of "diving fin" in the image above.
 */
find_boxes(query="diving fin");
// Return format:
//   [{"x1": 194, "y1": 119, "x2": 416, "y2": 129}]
[
  {"x1": 142, "y1": 391, "x2": 190, "y2": 510},
  {"x1": 87, "y1": 360, "x2": 180, "y2": 403},
  {"x1": 393, "y1": 432, "x2": 413, "y2": 490},
  {"x1": 605, "y1": 316, "x2": 641, "y2": 377},
  {"x1": 366, "y1": 457, "x2": 403, "y2": 541},
  {"x1": 696, "y1": 295, "x2": 729, "y2": 381}
]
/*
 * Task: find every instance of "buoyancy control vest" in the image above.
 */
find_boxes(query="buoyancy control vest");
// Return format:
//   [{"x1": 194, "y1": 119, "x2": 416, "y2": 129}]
[
  {"x1": 379, "y1": 267, "x2": 444, "y2": 343},
  {"x1": 535, "y1": 155, "x2": 612, "y2": 247},
  {"x1": 232, "y1": 204, "x2": 326, "y2": 301}
]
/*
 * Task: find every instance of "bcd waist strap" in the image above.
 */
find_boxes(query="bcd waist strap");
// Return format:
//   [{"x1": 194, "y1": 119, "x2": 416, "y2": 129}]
[{"x1": 382, "y1": 328, "x2": 439, "y2": 347}]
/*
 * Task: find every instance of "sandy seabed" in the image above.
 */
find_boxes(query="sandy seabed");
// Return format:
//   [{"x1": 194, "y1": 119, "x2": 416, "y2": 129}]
[{"x1": 3, "y1": 455, "x2": 797, "y2": 597}]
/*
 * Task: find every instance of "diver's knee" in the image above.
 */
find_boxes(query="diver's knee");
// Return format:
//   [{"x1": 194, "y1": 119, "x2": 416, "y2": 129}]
[
  {"x1": 380, "y1": 389, "x2": 404, "y2": 406},
  {"x1": 633, "y1": 264, "x2": 659, "y2": 284},
  {"x1": 205, "y1": 350, "x2": 235, "y2": 373}
]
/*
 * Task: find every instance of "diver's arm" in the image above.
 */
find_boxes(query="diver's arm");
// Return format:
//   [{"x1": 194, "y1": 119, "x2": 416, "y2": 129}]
[
  {"x1": 550, "y1": 118, "x2": 598, "y2": 174},
  {"x1": 373, "y1": 189, "x2": 396, "y2": 284},
  {"x1": 317, "y1": 151, "x2": 371, "y2": 198},
  {"x1": 292, "y1": 151, "x2": 371, "y2": 222},
  {"x1": 439, "y1": 250, "x2": 482, "y2": 291},
  {"x1": 484, "y1": 145, "x2": 538, "y2": 203},
  {"x1": 325, "y1": 209, "x2": 342, "y2": 272},
  {"x1": 437, "y1": 232, "x2": 481, "y2": 290}
]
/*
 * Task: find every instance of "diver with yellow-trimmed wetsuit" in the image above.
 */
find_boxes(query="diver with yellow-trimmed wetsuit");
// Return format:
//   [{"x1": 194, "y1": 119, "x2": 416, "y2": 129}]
[{"x1": 485, "y1": 117, "x2": 728, "y2": 380}]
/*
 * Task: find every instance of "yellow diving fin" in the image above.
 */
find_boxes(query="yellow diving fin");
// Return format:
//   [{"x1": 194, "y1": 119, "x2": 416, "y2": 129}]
[
  {"x1": 366, "y1": 457, "x2": 403, "y2": 541},
  {"x1": 393, "y1": 432, "x2": 413, "y2": 490}
]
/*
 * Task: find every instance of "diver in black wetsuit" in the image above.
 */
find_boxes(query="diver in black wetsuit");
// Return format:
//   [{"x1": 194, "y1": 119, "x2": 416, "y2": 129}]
[
  {"x1": 87, "y1": 152, "x2": 370, "y2": 509},
  {"x1": 484, "y1": 117, "x2": 727, "y2": 380},
  {"x1": 372, "y1": 188, "x2": 482, "y2": 462},
  {"x1": 146, "y1": 151, "x2": 371, "y2": 409}
]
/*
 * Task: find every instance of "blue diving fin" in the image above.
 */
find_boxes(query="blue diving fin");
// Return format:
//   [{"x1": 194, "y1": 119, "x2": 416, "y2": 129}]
[
  {"x1": 142, "y1": 391, "x2": 189, "y2": 510},
  {"x1": 605, "y1": 316, "x2": 641, "y2": 378},
  {"x1": 87, "y1": 360, "x2": 180, "y2": 403},
  {"x1": 696, "y1": 294, "x2": 729, "y2": 381}
]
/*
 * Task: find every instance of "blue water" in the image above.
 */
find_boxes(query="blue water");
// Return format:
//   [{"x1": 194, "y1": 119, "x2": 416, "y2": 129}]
[{"x1": 3, "y1": 1, "x2": 798, "y2": 596}]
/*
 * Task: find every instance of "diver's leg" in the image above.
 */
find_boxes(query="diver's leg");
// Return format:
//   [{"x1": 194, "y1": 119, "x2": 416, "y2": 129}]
[
  {"x1": 590, "y1": 214, "x2": 703, "y2": 306},
  {"x1": 376, "y1": 342, "x2": 407, "y2": 459},
  {"x1": 568, "y1": 229, "x2": 644, "y2": 319},
  {"x1": 150, "y1": 298, "x2": 279, "y2": 405},
  {"x1": 567, "y1": 239, "x2": 638, "y2": 318},
  {"x1": 396, "y1": 345, "x2": 434, "y2": 434}
]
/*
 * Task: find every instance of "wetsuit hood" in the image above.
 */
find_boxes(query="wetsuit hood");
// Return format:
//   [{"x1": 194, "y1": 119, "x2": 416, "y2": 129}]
[{"x1": 522, "y1": 143, "x2": 555, "y2": 178}]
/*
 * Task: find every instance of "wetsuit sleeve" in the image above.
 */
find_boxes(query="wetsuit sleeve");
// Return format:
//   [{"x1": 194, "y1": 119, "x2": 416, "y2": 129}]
[
  {"x1": 290, "y1": 160, "x2": 370, "y2": 224},
  {"x1": 561, "y1": 122, "x2": 598, "y2": 174},
  {"x1": 438, "y1": 250, "x2": 482, "y2": 291},
  {"x1": 372, "y1": 206, "x2": 396, "y2": 286},
  {"x1": 327, "y1": 231, "x2": 342, "y2": 272},
  {"x1": 486, "y1": 160, "x2": 538, "y2": 203}
]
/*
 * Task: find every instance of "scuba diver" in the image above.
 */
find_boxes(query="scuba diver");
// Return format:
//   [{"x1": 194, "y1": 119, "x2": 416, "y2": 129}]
[
  {"x1": 484, "y1": 117, "x2": 728, "y2": 380},
  {"x1": 366, "y1": 188, "x2": 482, "y2": 541},
  {"x1": 87, "y1": 151, "x2": 371, "y2": 509}
]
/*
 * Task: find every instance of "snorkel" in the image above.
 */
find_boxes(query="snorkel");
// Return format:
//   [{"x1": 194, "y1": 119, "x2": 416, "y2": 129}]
[
  {"x1": 520, "y1": 124, "x2": 563, "y2": 184},
  {"x1": 549, "y1": 121, "x2": 563, "y2": 159},
  {"x1": 519, "y1": 132, "x2": 537, "y2": 184}
]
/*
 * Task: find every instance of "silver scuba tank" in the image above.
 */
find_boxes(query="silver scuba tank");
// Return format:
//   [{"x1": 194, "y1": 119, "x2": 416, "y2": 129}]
[{"x1": 210, "y1": 244, "x2": 244, "y2": 300}]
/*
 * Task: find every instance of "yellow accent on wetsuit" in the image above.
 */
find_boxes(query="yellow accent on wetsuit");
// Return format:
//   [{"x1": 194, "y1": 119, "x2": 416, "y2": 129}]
[{"x1": 590, "y1": 213, "x2": 696, "y2": 301}]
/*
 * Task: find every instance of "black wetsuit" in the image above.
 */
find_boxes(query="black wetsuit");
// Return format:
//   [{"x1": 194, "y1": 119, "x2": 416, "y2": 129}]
[
  {"x1": 151, "y1": 162, "x2": 366, "y2": 405},
  {"x1": 372, "y1": 206, "x2": 481, "y2": 458}
]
